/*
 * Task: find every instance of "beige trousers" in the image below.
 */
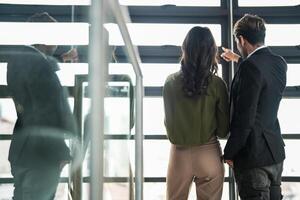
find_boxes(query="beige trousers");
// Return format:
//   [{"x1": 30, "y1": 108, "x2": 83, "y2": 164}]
[{"x1": 166, "y1": 140, "x2": 224, "y2": 200}]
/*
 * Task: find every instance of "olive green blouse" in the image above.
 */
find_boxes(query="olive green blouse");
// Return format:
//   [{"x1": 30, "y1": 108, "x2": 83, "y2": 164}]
[{"x1": 163, "y1": 71, "x2": 229, "y2": 146}]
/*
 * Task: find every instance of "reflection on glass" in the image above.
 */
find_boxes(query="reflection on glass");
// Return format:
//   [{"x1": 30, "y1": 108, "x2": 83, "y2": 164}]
[
  {"x1": 278, "y1": 99, "x2": 300, "y2": 133},
  {"x1": 239, "y1": 0, "x2": 300, "y2": 7},
  {"x1": 119, "y1": 0, "x2": 220, "y2": 6},
  {"x1": 105, "y1": 23, "x2": 222, "y2": 46},
  {"x1": 266, "y1": 25, "x2": 300, "y2": 46}
]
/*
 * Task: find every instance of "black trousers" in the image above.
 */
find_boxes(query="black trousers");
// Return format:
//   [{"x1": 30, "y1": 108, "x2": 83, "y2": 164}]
[
  {"x1": 234, "y1": 162, "x2": 283, "y2": 200},
  {"x1": 11, "y1": 164, "x2": 61, "y2": 200}
]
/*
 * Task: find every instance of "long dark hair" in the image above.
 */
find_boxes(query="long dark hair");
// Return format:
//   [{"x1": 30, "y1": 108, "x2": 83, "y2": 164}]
[{"x1": 181, "y1": 26, "x2": 218, "y2": 97}]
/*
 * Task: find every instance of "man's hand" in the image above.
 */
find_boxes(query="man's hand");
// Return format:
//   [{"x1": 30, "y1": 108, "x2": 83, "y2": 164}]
[
  {"x1": 225, "y1": 159, "x2": 234, "y2": 168},
  {"x1": 221, "y1": 47, "x2": 240, "y2": 63},
  {"x1": 61, "y1": 48, "x2": 79, "y2": 63}
]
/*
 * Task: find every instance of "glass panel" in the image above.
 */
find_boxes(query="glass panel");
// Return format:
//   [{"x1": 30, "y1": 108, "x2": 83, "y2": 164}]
[
  {"x1": 287, "y1": 64, "x2": 300, "y2": 86},
  {"x1": 0, "y1": 7, "x2": 88, "y2": 199},
  {"x1": 266, "y1": 25, "x2": 300, "y2": 46},
  {"x1": 0, "y1": 63, "x2": 89, "y2": 87},
  {"x1": 80, "y1": 62, "x2": 134, "y2": 198},
  {"x1": 144, "y1": 182, "x2": 229, "y2": 200},
  {"x1": 110, "y1": 64, "x2": 222, "y2": 87},
  {"x1": 239, "y1": 0, "x2": 300, "y2": 7},
  {"x1": 104, "y1": 183, "x2": 131, "y2": 199},
  {"x1": 55, "y1": 183, "x2": 69, "y2": 200},
  {"x1": 0, "y1": 184, "x2": 14, "y2": 200},
  {"x1": 56, "y1": 63, "x2": 88, "y2": 86},
  {"x1": 0, "y1": 22, "x2": 89, "y2": 45},
  {"x1": 0, "y1": 62, "x2": 223, "y2": 87},
  {"x1": 0, "y1": 0, "x2": 90, "y2": 5},
  {"x1": 283, "y1": 140, "x2": 300, "y2": 177},
  {"x1": 119, "y1": 0, "x2": 220, "y2": 7},
  {"x1": 105, "y1": 23, "x2": 222, "y2": 46},
  {"x1": 282, "y1": 183, "x2": 300, "y2": 200},
  {"x1": 144, "y1": 140, "x2": 169, "y2": 177},
  {"x1": 144, "y1": 97, "x2": 165, "y2": 134},
  {"x1": 0, "y1": 99, "x2": 17, "y2": 134},
  {"x1": 278, "y1": 99, "x2": 300, "y2": 134},
  {"x1": 0, "y1": 63, "x2": 7, "y2": 85},
  {"x1": 0, "y1": 141, "x2": 11, "y2": 178},
  {"x1": 103, "y1": 140, "x2": 131, "y2": 177}
]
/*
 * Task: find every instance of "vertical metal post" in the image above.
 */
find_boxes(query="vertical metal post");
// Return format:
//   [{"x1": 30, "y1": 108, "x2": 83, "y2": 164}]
[
  {"x1": 228, "y1": 0, "x2": 235, "y2": 86},
  {"x1": 70, "y1": 6, "x2": 83, "y2": 200},
  {"x1": 135, "y1": 76, "x2": 144, "y2": 200},
  {"x1": 89, "y1": 0, "x2": 106, "y2": 199},
  {"x1": 108, "y1": 1, "x2": 144, "y2": 199},
  {"x1": 228, "y1": 0, "x2": 238, "y2": 200}
]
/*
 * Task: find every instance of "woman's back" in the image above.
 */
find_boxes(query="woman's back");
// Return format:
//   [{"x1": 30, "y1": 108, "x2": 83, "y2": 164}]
[{"x1": 163, "y1": 72, "x2": 229, "y2": 146}]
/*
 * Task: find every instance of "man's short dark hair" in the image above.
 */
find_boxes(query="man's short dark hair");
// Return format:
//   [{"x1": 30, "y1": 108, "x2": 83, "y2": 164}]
[
  {"x1": 234, "y1": 14, "x2": 266, "y2": 45},
  {"x1": 27, "y1": 12, "x2": 57, "y2": 22}
]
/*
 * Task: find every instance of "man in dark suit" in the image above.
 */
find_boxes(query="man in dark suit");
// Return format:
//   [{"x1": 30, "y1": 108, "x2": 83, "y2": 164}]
[
  {"x1": 5, "y1": 12, "x2": 78, "y2": 200},
  {"x1": 221, "y1": 14, "x2": 287, "y2": 199}
]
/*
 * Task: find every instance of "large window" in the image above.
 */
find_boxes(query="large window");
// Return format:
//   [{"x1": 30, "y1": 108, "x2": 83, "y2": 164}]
[
  {"x1": 0, "y1": 1, "x2": 299, "y2": 200},
  {"x1": 105, "y1": 23, "x2": 221, "y2": 46}
]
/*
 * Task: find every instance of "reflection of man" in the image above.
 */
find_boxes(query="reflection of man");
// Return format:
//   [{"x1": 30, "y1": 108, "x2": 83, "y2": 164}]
[
  {"x1": 7, "y1": 12, "x2": 77, "y2": 200},
  {"x1": 222, "y1": 14, "x2": 287, "y2": 199}
]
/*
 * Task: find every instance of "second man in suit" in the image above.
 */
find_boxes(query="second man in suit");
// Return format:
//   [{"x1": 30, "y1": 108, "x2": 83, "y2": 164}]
[{"x1": 222, "y1": 14, "x2": 287, "y2": 200}]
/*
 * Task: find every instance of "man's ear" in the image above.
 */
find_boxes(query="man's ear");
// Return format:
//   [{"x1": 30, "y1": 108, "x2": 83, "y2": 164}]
[{"x1": 239, "y1": 36, "x2": 245, "y2": 46}]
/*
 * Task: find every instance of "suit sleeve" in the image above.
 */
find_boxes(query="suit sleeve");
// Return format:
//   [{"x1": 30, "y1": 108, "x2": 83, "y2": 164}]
[
  {"x1": 216, "y1": 78, "x2": 230, "y2": 138},
  {"x1": 224, "y1": 60, "x2": 263, "y2": 160}
]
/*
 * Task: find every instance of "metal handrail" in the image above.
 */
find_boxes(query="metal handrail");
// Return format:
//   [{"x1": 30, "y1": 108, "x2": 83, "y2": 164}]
[
  {"x1": 108, "y1": 1, "x2": 144, "y2": 200},
  {"x1": 89, "y1": 0, "x2": 143, "y2": 199}
]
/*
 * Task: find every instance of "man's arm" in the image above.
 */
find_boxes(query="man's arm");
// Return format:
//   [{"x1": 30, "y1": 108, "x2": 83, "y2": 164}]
[{"x1": 224, "y1": 60, "x2": 263, "y2": 160}]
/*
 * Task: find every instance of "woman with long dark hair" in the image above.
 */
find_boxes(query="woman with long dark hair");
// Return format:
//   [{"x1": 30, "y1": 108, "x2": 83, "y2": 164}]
[{"x1": 163, "y1": 26, "x2": 229, "y2": 199}]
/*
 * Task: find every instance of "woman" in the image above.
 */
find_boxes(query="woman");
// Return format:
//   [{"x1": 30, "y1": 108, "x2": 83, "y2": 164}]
[{"x1": 163, "y1": 26, "x2": 229, "y2": 200}]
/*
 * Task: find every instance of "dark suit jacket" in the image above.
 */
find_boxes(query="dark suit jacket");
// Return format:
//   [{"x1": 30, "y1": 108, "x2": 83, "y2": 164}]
[
  {"x1": 3, "y1": 45, "x2": 77, "y2": 167},
  {"x1": 224, "y1": 47, "x2": 287, "y2": 169}
]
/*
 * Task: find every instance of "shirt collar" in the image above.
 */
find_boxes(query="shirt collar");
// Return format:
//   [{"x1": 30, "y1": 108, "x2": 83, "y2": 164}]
[{"x1": 247, "y1": 45, "x2": 267, "y2": 59}]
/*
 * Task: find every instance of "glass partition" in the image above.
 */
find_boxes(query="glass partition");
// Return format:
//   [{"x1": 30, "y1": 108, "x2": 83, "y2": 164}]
[
  {"x1": 74, "y1": 74, "x2": 134, "y2": 200},
  {"x1": 0, "y1": 0, "x2": 140, "y2": 199}
]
